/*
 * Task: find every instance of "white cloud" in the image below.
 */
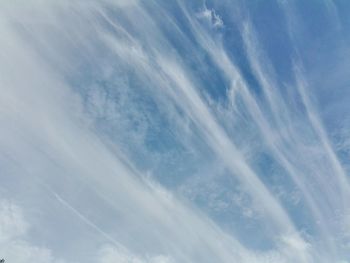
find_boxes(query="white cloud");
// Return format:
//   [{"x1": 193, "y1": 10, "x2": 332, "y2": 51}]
[
  {"x1": 1, "y1": 0, "x2": 349, "y2": 262},
  {"x1": 97, "y1": 245, "x2": 143, "y2": 263},
  {"x1": 197, "y1": 6, "x2": 224, "y2": 28},
  {"x1": 0, "y1": 200, "x2": 28, "y2": 242},
  {"x1": 97, "y1": 245, "x2": 173, "y2": 263},
  {"x1": 0, "y1": 200, "x2": 64, "y2": 263}
]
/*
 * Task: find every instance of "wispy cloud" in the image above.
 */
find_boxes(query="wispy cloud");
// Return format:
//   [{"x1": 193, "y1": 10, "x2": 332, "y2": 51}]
[{"x1": 0, "y1": 0, "x2": 349, "y2": 262}]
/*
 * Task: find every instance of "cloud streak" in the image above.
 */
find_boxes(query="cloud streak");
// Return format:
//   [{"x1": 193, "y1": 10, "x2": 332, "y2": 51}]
[{"x1": 0, "y1": 0, "x2": 349, "y2": 262}]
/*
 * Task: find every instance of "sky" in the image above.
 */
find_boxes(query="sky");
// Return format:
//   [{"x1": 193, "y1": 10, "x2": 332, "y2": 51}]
[{"x1": 0, "y1": 0, "x2": 350, "y2": 262}]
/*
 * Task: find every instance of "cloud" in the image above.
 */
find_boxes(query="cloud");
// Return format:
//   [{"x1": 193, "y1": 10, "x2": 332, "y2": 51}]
[
  {"x1": 0, "y1": 6, "x2": 250, "y2": 262},
  {"x1": 0, "y1": 199, "x2": 64, "y2": 263},
  {"x1": 97, "y1": 245, "x2": 173, "y2": 263},
  {"x1": 0, "y1": 200, "x2": 28, "y2": 242},
  {"x1": 197, "y1": 6, "x2": 224, "y2": 28},
  {"x1": 1, "y1": 0, "x2": 350, "y2": 262}
]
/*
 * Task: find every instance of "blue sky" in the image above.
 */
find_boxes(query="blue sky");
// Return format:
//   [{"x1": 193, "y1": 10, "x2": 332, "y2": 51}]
[{"x1": 0, "y1": 0, "x2": 350, "y2": 262}]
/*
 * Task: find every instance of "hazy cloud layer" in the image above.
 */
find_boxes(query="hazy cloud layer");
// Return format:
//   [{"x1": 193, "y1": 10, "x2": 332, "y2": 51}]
[{"x1": 0, "y1": 1, "x2": 349, "y2": 262}]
